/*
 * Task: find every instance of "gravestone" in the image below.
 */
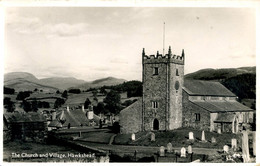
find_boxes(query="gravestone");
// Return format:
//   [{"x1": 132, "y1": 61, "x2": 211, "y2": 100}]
[
  {"x1": 151, "y1": 132, "x2": 155, "y2": 142},
  {"x1": 79, "y1": 131, "x2": 82, "y2": 137},
  {"x1": 211, "y1": 137, "x2": 216, "y2": 143},
  {"x1": 188, "y1": 145, "x2": 192, "y2": 154},
  {"x1": 223, "y1": 145, "x2": 229, "y2": 153},
  {"x1": 167, "y1": 142, "x2": 173, "y2": 153},
  {"x1": 159, "y1": 146, "x2": 165, "y2": 156},
  {"x1": 217, "y1": 128, "x2": 221, "y2": 134},
  {"x1": 231, "y1": 138, "x2": 237, "y2": 150},
  {"x1": 189, "y1": 132, "x2": 194, "y2": 140},
  {"x1": 131, "y1": 133, "x2": 135, "y2": 141},
  {"x1": 99, "y1": 156, "x2": 105, "y2": 162},
  {"x1": 201, "y1": 130, "x2": 206, "y2": 142},
  {"x1": 180, "y1": 147, "x2": 186, "y2": 157},
  {"x1": 242, "y1": 131, "x2": 250, "y2": 162}
]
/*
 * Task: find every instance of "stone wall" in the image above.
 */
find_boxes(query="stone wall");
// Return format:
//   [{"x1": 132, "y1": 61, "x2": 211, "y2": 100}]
[
  {"x1": 120, "y1": 100, "x2": 142, "y2": 134},
  {"x1": 182, "y1": 91, "x2": 210, "y2": 131},
  {"x1": 142, "y1": 62, "x2": 168, "y2": 131},
  {"x1": 168, "y1": 63, "x2": 184, "y2": 130}
]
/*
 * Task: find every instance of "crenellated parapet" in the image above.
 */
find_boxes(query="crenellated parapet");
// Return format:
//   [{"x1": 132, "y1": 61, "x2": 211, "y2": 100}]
[{"x1": 142, "y1": 46, "x2": 185, "y2": 65}]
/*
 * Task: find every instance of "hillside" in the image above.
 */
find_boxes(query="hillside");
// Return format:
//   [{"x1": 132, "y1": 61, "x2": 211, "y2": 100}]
[
  {"x1": 185, "y1": 66, "x2": 256, "y2": 81},
  {"x1": 4, "y1": 72, "x2": 127, "y2": 92},
  {"x1": 75, "y1": 77, "x2": 126, "y2": 90},
  {"x1": 4, "y1": 72, "x2": 58, "y2": 92},
  {"x1": 39, "y1": 77, "x2": 86, "y2": 90}
]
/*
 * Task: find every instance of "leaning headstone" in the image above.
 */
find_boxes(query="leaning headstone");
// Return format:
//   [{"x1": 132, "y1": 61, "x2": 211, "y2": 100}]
[
  {"x1": 211, "y1": 137, "x2": 216, "y2": 143},
  {"x1": 167, "y1": 142, "x2": 173, "y2": 153},
  {"x1": 217, "y1": 128, "x2": 221, "y2": 134},
  {"x1": 242, "y1": 131, "x2": 250, "y2": 162},
  {"x1": 159, "y1": 146, "x2": 165, "y2": 156},
  {"x1": 231, "y1": 138, "x2": 237, "y2": 150},
  {"x1": 151, "y1": 132, "x2": 155, "y2": 142},
  {"x1": 181, "y1": 147, "x2": 186, "y2": 157},
  {"x1": 188, "y1": 145, "x2": 192, "y2": 154},
  {"x1": 223, "y1": 145, "x2": 229, "y2": 153},
  {"x1": 131, "y1": 133, "x2": 135, "y2": 141},
  {"x1": 189, "y1": 132, "x2": 194, "y2": 140},
  {"x1": 201, "y1": 130, "x2": 206, "y2": 142}
]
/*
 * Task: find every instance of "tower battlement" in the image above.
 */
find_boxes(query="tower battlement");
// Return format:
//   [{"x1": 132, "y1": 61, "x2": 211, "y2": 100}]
[{"x1": 142, "y1": 46, "x2": 185, "y2": 65}]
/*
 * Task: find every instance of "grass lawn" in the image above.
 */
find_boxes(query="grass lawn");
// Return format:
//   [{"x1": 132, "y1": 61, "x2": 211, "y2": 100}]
[
  {"x1": 3, "y1": 141, "x2": 82, "y2": 162},
  {"x1": 59, "y1": 130, "x2": 115, "y2": 144},
  {"x1": 114, "y1": 127, "x2": 242, "y2": 149}
]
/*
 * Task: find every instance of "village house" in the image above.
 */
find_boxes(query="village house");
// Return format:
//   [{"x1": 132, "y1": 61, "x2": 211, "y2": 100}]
[
  {"x1": 3, "y1": 112, "x2": 47, "y2": 142},
  {"x1": 120, "y1": 47, "x2": 255, "y2": 134},
  {"x1": 48, "y1": 105, "x2": 100, "y2": 130}
]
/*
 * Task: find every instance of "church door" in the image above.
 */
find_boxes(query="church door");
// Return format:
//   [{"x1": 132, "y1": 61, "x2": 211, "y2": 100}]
[{"x1": 153, "y1": 119, "x2": 159, "y2": 130}]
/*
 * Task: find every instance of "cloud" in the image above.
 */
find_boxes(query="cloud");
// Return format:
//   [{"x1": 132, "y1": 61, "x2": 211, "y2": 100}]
[{"x1": 6, "y1": 14, "x2": 89, "y2": 37}]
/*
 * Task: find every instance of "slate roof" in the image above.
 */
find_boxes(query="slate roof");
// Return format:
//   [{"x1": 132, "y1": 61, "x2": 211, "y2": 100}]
[
  {"x1": 4, "y1": 112, "x2": 46, "y2": 123},
  {"x1": 120, "y1": 98, "x2": 142, "y2": 114},
  {"x1": 192, "y1": 100, "x2": 253, "y2": 113},
  {"x1": 54, "y1": 109, "x2": 100, "y2": 127},
  {"x1": 214, "y1": 113, "x2": 236, "y2": 123},
  {"x1": 183, "y1": 79, "x2": 236, "y2": 97}
]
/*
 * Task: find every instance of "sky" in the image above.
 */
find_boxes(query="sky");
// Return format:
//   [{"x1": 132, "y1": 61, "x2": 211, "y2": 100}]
[{"x1": 4, "y1": 7, "x2": 256, "y2": 81}]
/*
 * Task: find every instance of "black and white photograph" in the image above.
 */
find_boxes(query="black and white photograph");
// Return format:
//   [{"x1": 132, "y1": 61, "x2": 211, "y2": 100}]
[{"x1": 1, "y1": 1, "x2": 258, "y2": 163}]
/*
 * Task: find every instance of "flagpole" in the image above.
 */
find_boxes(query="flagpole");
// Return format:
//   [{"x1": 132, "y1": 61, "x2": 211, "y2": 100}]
[{"x1": 163, "y1": 22, "x2": 165, "y2": 56}]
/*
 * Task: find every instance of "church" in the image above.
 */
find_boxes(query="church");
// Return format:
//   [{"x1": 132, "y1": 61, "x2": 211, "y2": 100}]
[{"x1": 119, "y1": 46, "x2": 255, "y2": 134}]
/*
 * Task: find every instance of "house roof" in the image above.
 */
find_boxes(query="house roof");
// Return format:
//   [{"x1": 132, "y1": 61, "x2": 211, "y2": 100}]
[
  {"x1": 183, "y1": 79, "x2": 236, "y2": 97},
  {"x1": 54, "y1": 108, "x2": 100, "y2": 127},
  {"x1": 120, "y1": 98, "x2": 142, "y2": 114},
  {"x1": 48, "y1": 119, "x2": 62, "y2": 128},
  {"x1": 214, "y1": 113, "x2": 236, "y2": 123},
  {"x1": 4, "y1": 112, "x2": 46, "y2": 123},
  {"x1": 192, "y1": 100, "x2": 253, "y2": 113}
]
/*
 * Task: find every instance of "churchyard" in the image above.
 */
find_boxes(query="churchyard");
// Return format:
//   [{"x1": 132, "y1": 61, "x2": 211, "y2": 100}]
[{"x1": 53, "y1": 126, "x2": 255, "y2": 162}]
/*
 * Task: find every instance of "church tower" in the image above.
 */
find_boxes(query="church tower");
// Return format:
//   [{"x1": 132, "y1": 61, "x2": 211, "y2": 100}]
[{"x1": 142, "y1": 46, "x2": 184, "y2": 131}]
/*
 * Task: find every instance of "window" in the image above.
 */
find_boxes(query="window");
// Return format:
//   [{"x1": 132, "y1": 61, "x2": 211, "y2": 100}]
[
  {"x1": 153, "y1": 67, "x2": 159, "y2": 75},
  {"x1": 176, "y1": 69, "x2": 179, "y2": 76},
  {"x1": 152, "y1": 101, "x2": 158, "y2": 108},
  {"x1": 195, "y1": 113, "x2": 200, "y2": 121}
]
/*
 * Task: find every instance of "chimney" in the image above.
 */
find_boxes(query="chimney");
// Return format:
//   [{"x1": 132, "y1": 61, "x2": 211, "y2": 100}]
[
  {"x1": 52, "y1": 110, "x2": 56, "y2": 121},
  {"x1": 82, "y1": 105, "x2": 85, "y2": 113}
]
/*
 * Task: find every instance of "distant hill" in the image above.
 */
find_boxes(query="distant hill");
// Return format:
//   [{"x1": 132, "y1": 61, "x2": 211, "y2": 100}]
[
  {"x1": 39, "y1": 77, "x2": 86, "y2": 90},
  {"x1": 75, "y1": 77, "x2": 127, "y2": 90},
  {"x1": 4, "y1": 72, "x2": 127, "y2": 92},
  {"x1": 4, "y1": 72, "x2": 58, "y2": 92},
  {"x1": 185, "y1": 66, "x2": 256, "y2": 81}
]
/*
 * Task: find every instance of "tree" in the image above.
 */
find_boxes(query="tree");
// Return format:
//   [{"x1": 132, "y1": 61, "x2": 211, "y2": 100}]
[
  {"x1": 68, "y1": 89, "x2": 81, "y2": 94},
  {"x1": 31, "y1": 99, "x2": 38, "y2": 112},
  {"x1": 103, "y1": 90, "x2": 121, "y2": 114},
  {"x1": 100, "y1": 87, "x2": 107, "y2": 95},
  {"x1": 4, "y1": 97, "x2": 15, "y2": 112},
  {"x1": 16, "y1": 91, "x2": 32, "y2": 100},
  {"x1": 92, "y1": 89, "x2": 98, "y2": 97},
  {"x1": 84, "y1": 98, "x2": 91, "y2": 108},
  {"x1": 93, "y1": 102, "x2": 107, "y2": 115},
  {"x1": 4, "y1": 87, "x2": 15, "y2": 94},
  {"x1": 54, "y1": 98, "x2": 65, "y2": 108},
  {"x1": 22, "y1": 100, "x2": 31, "y2": 112},
  {"x1": 61, "y1": 90, "x2": 68, "y2": 99},
  {"x1": 56, "y1": 90, "x2": 60, "y2": 94}
]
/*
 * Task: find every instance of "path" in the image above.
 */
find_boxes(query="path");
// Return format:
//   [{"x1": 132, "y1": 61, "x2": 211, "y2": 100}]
[{"x1": 75, "y1": 141, "x2": 221, "y2": 156}]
